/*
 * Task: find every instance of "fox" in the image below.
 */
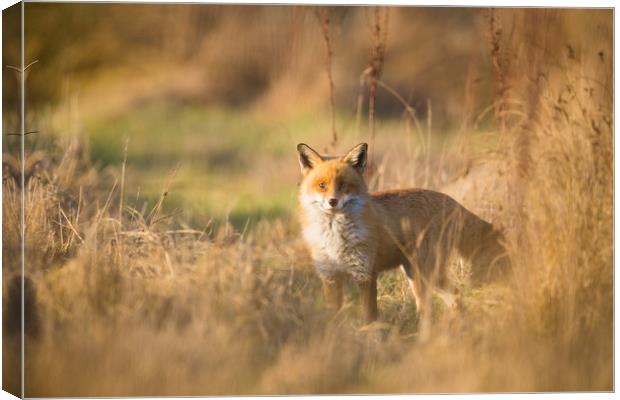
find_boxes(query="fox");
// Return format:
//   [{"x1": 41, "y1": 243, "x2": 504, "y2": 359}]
[{"x1": 297, "y1": 142, "x2": 509, "y2": 324}]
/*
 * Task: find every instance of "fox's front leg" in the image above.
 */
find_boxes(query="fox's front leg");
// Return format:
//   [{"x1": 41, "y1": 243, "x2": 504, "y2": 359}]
[
  {"x1": 359, "y1": 275, "x2": 378, "y2": 323},
  {"x1": 322, "y1": 277, "x2": 343, "y2": 312}
]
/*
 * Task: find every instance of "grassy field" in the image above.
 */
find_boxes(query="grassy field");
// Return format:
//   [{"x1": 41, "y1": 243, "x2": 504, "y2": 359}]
[
  {"x1": 48, "y1": 99, "x2": 465, "y2": 229},
  {"x1": 2, "y1": 6, "x2": 613, "y2": 396}
]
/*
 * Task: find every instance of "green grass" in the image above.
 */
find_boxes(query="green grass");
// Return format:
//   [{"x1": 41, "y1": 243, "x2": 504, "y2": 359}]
[{"x1": 83, "y1": 101, "x2": 338, "y2": 228}]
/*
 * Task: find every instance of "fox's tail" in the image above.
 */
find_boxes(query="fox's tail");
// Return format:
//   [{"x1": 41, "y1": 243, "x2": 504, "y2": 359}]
[{"x1": 457, "y1": 210, "x2": 511, "y2": 285}]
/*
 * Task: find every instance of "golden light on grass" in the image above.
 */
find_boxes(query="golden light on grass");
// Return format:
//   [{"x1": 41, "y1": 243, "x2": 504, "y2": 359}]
[{"x1": 2, "y1": 6, "x2": 612, "y2": 396}]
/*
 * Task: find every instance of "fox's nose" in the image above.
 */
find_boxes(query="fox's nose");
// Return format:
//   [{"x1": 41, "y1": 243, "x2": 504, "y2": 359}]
[{"x1": 328, "y1": 198, "x2": 338, "y2": 207}]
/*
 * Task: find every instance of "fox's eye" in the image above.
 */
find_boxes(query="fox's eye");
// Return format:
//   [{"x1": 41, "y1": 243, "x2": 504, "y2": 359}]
[{"x1": 318, "y1": 182, "x2": 326, "y2": 190}]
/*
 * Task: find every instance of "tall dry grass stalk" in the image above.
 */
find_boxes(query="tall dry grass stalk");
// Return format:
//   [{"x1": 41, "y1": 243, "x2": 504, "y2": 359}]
[
  {"x1": 486, "y1": 8, "x2": 612, "y2": 390},
  {"x1": 2, "y1": 8, "x2": 612, "y2": 396},
  {"x1": 317, "y1": 7, "x2": 338, "y2": 148},
  {"x1": 364, "y1": 6, "x2": 389, "y2": 171},
  {"x1": 484, "y1": 8, "x2": 511, "y2": 137}
]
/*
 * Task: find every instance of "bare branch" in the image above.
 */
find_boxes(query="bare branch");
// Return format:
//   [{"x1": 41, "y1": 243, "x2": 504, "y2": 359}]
[{"x1": 316, "y1": 7, "x2": 338, "y2": 148}]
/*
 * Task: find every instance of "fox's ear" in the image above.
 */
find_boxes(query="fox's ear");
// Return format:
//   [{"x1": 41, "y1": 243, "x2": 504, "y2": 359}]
[
  {"x1": 342, "y1": 143, "x2": 368, "y2": 172},
  {"x1": 297, "y1": 143, "x2": 323, "y2": 174}
]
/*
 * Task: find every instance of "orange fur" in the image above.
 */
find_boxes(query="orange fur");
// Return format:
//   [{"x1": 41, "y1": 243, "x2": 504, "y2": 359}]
[{"x1": 297, "y1": 143, "x2": 509, "y2": 323}]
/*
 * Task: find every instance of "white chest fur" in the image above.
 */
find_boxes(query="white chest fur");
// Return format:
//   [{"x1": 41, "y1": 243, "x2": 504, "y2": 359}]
[{"x1": 301, "y1": 205, "x2": 375, "y2": 282}]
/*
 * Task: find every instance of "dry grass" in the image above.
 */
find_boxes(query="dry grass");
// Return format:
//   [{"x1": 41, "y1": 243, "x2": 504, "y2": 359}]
[{"x1": 2, "y1": 8, "x2": 612, "y2": 396}]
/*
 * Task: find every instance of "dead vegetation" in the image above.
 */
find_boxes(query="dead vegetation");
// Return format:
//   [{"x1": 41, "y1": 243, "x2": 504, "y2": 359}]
[{"x1": 2, "y1": 7, "x2": 612, "y2": 396}]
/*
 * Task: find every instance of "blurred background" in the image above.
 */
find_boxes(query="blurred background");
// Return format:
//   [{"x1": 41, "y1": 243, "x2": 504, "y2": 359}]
[
  {"x1": 7, "y1": 5, "x2": 516, "y2": 227},
  {"x1": 3, "y1": 5, "x2": 610, "y2": 228}
]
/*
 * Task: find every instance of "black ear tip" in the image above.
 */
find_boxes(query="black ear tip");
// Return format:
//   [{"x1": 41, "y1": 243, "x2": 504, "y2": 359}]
[
  {"x1": 297, "y1": 143, "x2": 307, "y2": 152},
  {"x1": 360, "y1": 143, "x2": 368, "y2": 150}
]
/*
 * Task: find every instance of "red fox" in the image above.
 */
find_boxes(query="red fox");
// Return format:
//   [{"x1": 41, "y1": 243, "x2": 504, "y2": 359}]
[{"x1": 297, "y1": 142, "x2": 509, "y2": 323}]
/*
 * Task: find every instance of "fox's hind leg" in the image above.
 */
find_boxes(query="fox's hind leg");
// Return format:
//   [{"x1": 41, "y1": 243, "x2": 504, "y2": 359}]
[
  {"x1": 402, "y1": 262, "x2": 459, "y2": 311},
  {"x1": 433, "y1": 285, "x2": 459, "y2": 310},
  {"x1": 401, "y1": 262, "x2": 432, "y2": 341},
  {"x1": 401, "y1": 262, "x2": 429, "y2": 318},
  {"x1": 430, "y1": 262, "x2": 459, "y2": 310}
]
